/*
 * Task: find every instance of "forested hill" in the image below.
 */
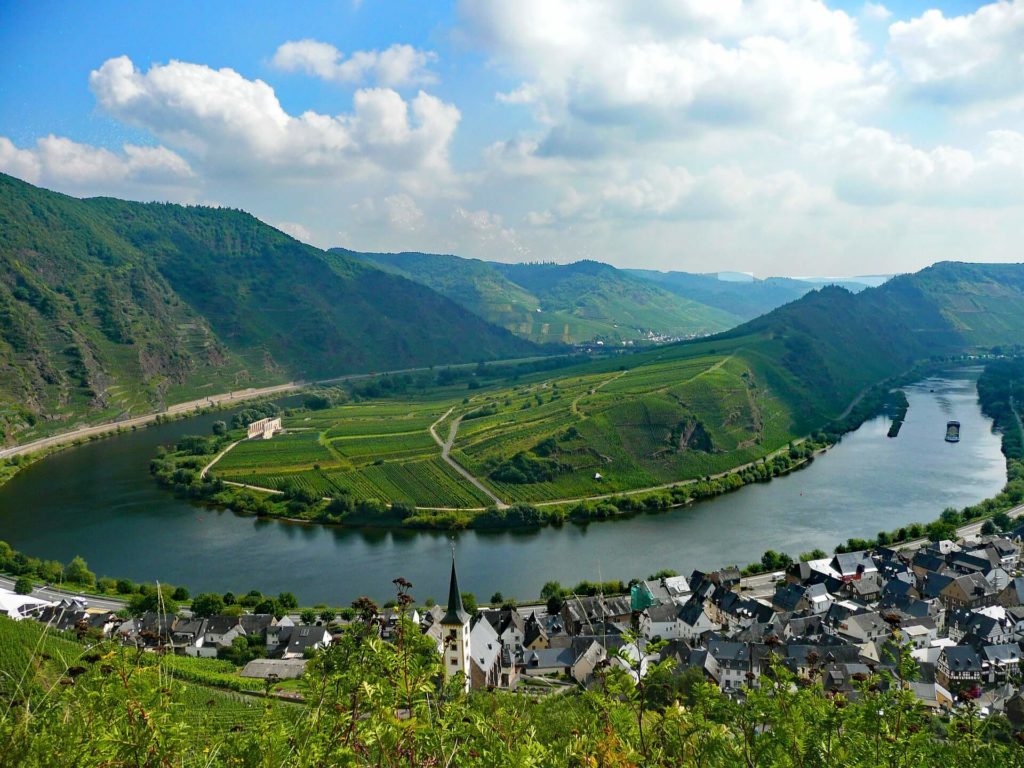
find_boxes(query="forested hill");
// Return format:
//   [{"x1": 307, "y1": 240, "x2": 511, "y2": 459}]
[
  {"x1": 624, "y1": 269, "x2": 827, "y2": 320},
  {"x1": 336, "y1": 248, "x2": 740, "y2": 344},
  {"x1": 711, "y1": 261, "x2": 1024, "y2": 428},
  {"x1": 0, "y1": 174, "x2": 535, "y2": 444}
]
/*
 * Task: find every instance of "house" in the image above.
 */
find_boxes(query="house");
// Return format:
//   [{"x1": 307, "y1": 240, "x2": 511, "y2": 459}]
[
  {"x1": 561, "y1": 595, "x2": 631, "y2": 636},
  {"x1": 979, "y1": 644, "x2": 1022, "y2": 684},
  {"x1": 522, "y1": 640, "x2": 606, "y2": 684},
  {"x1": 677, "y1": 598, "x2": 720, "y2": 641},
  {"x1": 938, "y1": 573, "x2": 998, "y2": 611},
  {"x1": 247, "y1": 417, "x2": 282, "y2": 440},
  {"x1": 282, "y1": 625, "x2": 331, "y2": 659},
  {"x1": 948, "y1": 606, "x2": 1017, "y2": 645},
  {"x1": 899, "y1": 618, "x2": 938, "y2": 649},
  {"x1": 641, "y1": 603, "x2": 680, "y2": 640},
  {"x1": 469, "y1": 616, "x2": 502, "y2": 689},
  {"x1": 936, "y1": 646, "x2": 983, "y2": 690},
  {"x1": 835, "y1": 611, "x2": 890, "y2": 644},
  {"x1": 997, "y1": 577, "x2": 1024, "y2": 608},
  {"x1": 522, "y1": 612, "x2": 549, "y2": 650},
  {"x1": 481, "y1": 608, "x2": 526, "y2": 648},
  {"x1": 830, "y1": 552, "x2": 878, "y2": 582},
  {"x1": 204, "y1": 615, "x2": 244, "y2": 648},
  {"x1": 772, "y1": 583, "x2": 833, "y2": 615},
  {"x1": 0, "y1": 588, "x2": 52, "y2": 621},
  {"x1": 839, "y1": 572, "x2": 883, "y2": 603},
  {"x1": 705, "y1": 636, "x2": 753, "y2": 691},
  {"x1": 783, "y1": 642, "x2": 861, "y2": 678},
  {"x1": 983, "y1": 538, "x2": 1019, "y2": 570},
  {"x1": 171, "y1": 617, "x2": 208, "y2": 655}
]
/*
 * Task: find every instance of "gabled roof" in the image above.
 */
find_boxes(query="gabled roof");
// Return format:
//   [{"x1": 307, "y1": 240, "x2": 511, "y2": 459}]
[
  {"x1": 205, "y1": 615, "x2": 242, "y2": 635},
  {"x1": 941, "y1": 645, "x2": 983, "y2": 672},
  {"x1": 286, "y1": 625, "x2": 330, "y2": 653},
  {"x1": 644, "y1": 603, "x2": 678, "y2": 623},
  {"x1": 470, "y1": 616, "x2": 502, "y2": 672}
]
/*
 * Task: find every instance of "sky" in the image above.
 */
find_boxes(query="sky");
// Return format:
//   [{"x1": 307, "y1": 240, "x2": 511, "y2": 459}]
[{"x1": 1, "y1": 0, "x2": 1023, "y2": 277}]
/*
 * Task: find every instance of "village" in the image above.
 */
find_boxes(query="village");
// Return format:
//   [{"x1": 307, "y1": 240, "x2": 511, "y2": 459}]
[{"x1": 3, "y1": 523, "x2": 1024, "y2": 720}]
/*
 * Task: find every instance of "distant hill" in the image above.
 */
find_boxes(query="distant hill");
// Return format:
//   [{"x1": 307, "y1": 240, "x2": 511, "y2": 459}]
[
  {"x1": 0, "y1": 174, "x2": 536, "y2": 443},
  {"x1": 712, "y1": 261, "x2": 1024, "y2": 429},
  {"x1": 625, "y1": 269, "x2": 882, "y2": 322},
  {"x1": 337, "y1": 249, "x2": 740, "y2": 344}
]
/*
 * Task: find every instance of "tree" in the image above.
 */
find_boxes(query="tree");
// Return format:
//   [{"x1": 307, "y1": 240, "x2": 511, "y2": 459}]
[
  {"x1": 993, "y1": 511, "x2": 1012, "y2": 531},
  {"x1": 489, "y1": 592, "x2": 504, "y2": 605},
  {"x1": 319, "y1": 608, "x2": 336, "y2": 624},
  {"x1": 981, "y1": 520, "x2": 997, "y2": 536},
  {"x1": 277, "y1": 591, "x2": 298, "y2": 610},
  {"x1": 460, "y1": 592, "x2": 478, "y2": 616},
  {"x1": 14, "y1": 576, "x2": 33, "y2": 595},
  {"x1": 171, "y1": 586, "x2": 190, "y2": 601},
  {"x1": 300, "y1": 608, "x2": 317, "y2": 625},
  {"x1": 128, "y1": 587, "x2": 178, "y2": 617},
  {"x1": 64, "y1": 556, "x2": 95, "y2": 587},
  {"x1": 211, "y1": 420, "x2": 227, "y2": 436},
  {"x1": 190, "y1": 593, "x2": 225, "y2": 618}
]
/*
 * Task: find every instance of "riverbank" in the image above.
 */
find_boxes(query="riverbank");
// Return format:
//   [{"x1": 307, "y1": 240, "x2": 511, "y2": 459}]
[
  {"x1": 149, "y1": 358, "x2": 936, "y2": 532},
  {"x1": 0, "y1": 367, "x2": 1008, "y2": 603}
]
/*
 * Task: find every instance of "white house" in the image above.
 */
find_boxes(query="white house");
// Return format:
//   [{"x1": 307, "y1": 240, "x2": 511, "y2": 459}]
[{"x1": 247, "y1": 417, "x2": 282, "y2": 440}]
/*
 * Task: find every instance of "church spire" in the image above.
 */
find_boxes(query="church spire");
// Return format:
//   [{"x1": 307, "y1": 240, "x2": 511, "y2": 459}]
[{"x1": 440, "y1": 552, "x2": 470, "y2": 626}]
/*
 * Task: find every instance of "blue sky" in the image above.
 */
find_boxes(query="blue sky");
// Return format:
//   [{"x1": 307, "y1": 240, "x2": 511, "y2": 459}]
[{"x1": 2, "y1": 1, "x2": 1022, "y2": 276}]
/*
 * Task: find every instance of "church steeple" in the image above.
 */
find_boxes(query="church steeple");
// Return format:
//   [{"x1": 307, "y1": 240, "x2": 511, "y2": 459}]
[
  {"x1": 439, "y1": 547, "x2": 471, "y2": 692},
  {"x1": 441, "y1": 555, "x2": 470, "y2": 626}
]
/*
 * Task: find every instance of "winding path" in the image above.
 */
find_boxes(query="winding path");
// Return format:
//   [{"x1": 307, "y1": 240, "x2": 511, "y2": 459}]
[{"x1": 429, "y1": 408, "x2": 508, "y2": 509}]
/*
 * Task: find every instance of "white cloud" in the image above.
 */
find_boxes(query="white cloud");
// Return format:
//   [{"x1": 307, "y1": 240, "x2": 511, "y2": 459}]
[
  {"x1": 861, "y1": 2, "x2": 891, "y2": 22},
  {"x1": 452, "y1": 206, "x2": 530, "y2": 259},
  {"x1": 888, "y1": 1, "x2": 1024, "y2": 114},
  {"x1": 89, "y1": 56, "x2": 459, "y2": 180},
  {"x1": 271, "y1": 40, "x2": 437, "y2": 87},
  {"x1": 830, "y1": 127, "x2": 1024, "y2": 206},
  {"x1": 0, "y1": 134, "x2": 193, "y2": 195},
  {"x1": 460, "y1": 0, "x2": 888, "y2": 152},
  {"x1": 274, "y1": 220, "x2": 315, "y2": 243}
]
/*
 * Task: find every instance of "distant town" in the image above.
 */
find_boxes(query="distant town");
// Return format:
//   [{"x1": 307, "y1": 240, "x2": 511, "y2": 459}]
[{"x1": 4, "y1": 519, "x2": 1024, "y2": 719}]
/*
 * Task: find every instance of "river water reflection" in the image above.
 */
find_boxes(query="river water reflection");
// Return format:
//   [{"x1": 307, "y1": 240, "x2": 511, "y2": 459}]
[{"x1": 0, "y1": 370, "x2": 1005, "y2": 603}]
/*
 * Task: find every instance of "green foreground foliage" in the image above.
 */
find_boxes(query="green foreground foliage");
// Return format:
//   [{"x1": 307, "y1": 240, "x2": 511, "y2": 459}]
[{"x1": 2, "y1": 605, "x2": 1022, "y2": 767}]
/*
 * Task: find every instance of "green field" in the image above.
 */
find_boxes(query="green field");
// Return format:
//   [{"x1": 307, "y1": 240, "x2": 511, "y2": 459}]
[{"x1": 206, "y1": 332, "x2": 835, "y2": 510}]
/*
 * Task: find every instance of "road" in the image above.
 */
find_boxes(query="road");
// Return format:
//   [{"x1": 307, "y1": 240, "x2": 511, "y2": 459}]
[
  {"x1": 429, "y1": 408, "x2": 508, "y2": 509},
  {"x1": 0, "y1": 354, "x2": 554, "y2": 463},
  {"x1": 894, "y1": 501, "x2": 1024, "y2": 552},
  {"x1": 0, "y1": 381, "x2": 305, "y2": 461},
  {"x1": 0, "y1": 575, "x2": 127, "y2": 612}
]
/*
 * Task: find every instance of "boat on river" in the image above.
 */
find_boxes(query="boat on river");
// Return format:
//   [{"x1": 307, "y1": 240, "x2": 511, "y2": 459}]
[{"x1": 945, "y1": 420, "x2": 961, "y2": 443}]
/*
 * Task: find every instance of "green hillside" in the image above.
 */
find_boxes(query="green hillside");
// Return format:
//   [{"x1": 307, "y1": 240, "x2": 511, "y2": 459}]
[
  {"x1": 338, "y1": 249, "x2": 740, "y2": 344},
  {"x1": 0, "y1": 174, "x2": 536, "y2": 445},
  {"x1": 194, "y1": 261, "x2": 1024, "y2": 517}
]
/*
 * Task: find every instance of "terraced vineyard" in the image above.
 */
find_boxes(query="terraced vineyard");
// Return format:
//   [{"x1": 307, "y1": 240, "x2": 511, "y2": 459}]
[{"x1": 207, "y1": 333, "x2": 816, "y2": 510}]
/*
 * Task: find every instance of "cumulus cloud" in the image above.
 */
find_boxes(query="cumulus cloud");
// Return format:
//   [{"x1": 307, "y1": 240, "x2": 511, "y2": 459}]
[
  {"x1": 888, "y1": 1, "x2": 1024, "y2": 114},
  {"x1": 272, "y1": 40, "x2": 437, "y2": 87},
  {"x1": 89, "y1": 56, "x2": 459, "y2": 180},
  {"x1": 831, "y1": 127, "x2": 1024, "y2": 206},
  {"x1": 529, "y1": 161, "x2": 828, "y2": 223},
  {"x1": 460, "y1": 0, "x2": 889, "y2": 152},
  {"x1": 861, "y1": 2, "x2": 891, "y2": 21},
  {"x1": 274, "y1": 220, "x2": 315, "y2": 243},
  {"x1": 0, "y1": 134, "x2": 194, "y2": 195}
]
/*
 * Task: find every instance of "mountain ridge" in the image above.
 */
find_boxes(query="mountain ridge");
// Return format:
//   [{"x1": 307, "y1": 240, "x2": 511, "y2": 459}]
[{"x1": 0, "y1": 174, "x2": 537, "y2": 444}]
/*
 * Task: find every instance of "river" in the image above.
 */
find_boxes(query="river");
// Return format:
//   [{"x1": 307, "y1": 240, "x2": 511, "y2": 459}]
[{"x1": 0, "y1": 370, "x2": 1006, "y2": 604}]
